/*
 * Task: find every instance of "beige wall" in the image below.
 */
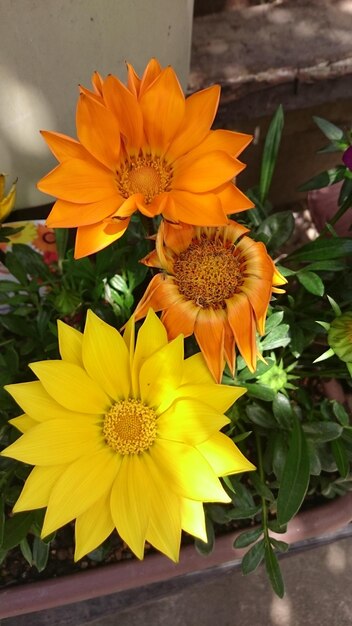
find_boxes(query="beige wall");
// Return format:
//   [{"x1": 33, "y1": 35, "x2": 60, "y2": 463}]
[{"x1": 0, "y1": 0, "x2": 194, "y2": 208}]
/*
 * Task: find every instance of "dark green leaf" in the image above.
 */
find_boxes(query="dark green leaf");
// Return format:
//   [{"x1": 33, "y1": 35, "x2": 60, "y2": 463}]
[
  {"x1": 303, "y1": 422, "x2": 343, "y2": 442},
  {"x1": 259, "y1": 105, "x2": 284, "y2": 205},
  {"x1": 331, "y1": 439, "x2": 349, "y2": 479},
  {"x1": 298, "y1": 166, "x2": 345, "y2": 192},
  {"x1": 32, "y1": 535, "x2": 50, "y2": 572},
  {"x1": 250, "y1": 472, "x2": 274, "y2": 502},
  {"x1": 1, "y1": 511, "x2": 35, "y2": 550},
  {"x1": 256, "y1": 211, "x2": 295, "y2": 253},
  {"x1": 265, "y1": 542, "x2": 285, "y2": 598},
  {"x1": 20, "y1": 537, "x2": 33, "y2": 566},
  {"x1": 307, "y1": 441, "x2": 322, "y2": 476},
  {"x1": 272, "y1": 433, "x2": 288, "y2": 481},
  {"x1": 227, "y1": 505, "x2": 261, "y2": 520},
  {"x1": 332, "y1": 401, "x2": 349, "y2": 427},
  {"x1": 304, "y1": 260, "x2": 346, "y2": 272},
  {"x1": 241, "y1": 539, "x2": 265, "y2": 575},
  {"x1": 289, "y1": 326, "x2": 305, "y2": 357},
  {"x1": 287, "y1": 237, "x2": 352, "y2": 262},
  {"x1": 4, "y1": 251, "x2": 29, "y2": 284},
  {"x1": 272, "y1": 393, "x2": 294, "y2": 429},
  {"x1": 246, "y1": 403, "x2": 278, "y2": 429},
  {"x1": 297, "y1": 271, "x2": 324, "y2": 296},
  {"x1": 234, "y1": 527, "x2": 263, "y2": 548},
  {"x1": 260, "y1": 324, "x2": 290, "y2": 350},
  {"x1": 0, "y1": 497, "x2": 4, "y2": 546},
  {"x1": 270, "y1": 537, "x2": 289, "y2": 553},
  {"x1": 243, "y1": 383, "x2": 276, "y2": 401},
  {"x1": 313, "y1": 116, "x2": 344, "y2": 141},
  {"x1": 277, "y1": 416, "x2": 310, "y2": 525}
]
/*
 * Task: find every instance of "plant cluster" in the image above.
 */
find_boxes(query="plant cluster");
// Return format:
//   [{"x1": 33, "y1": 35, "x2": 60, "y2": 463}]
[{"x1": 0, "y1": 61, "x2": 351, "y2": 597}]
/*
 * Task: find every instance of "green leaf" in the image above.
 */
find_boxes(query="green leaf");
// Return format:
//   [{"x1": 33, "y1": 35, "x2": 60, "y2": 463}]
[
  {"x1": 297, "y1": 271, "x2": 324, "y2": 296},
  {"x1": 246, "y1": 403, "x2": 278, "y2": 429},
  {"x1": 260, "y1": 324, "x2": 290, "y2": 350},
  {"x1": 304, "y1": 260, "x2": 346, "y2": 272},
  {"x1": 272, "y1": 393, "x2": 294, "y2": 429},
  {"x1": 250, "y1": 472, "x2": 275, "y2": 502},
  {"x1": 332, "y1": 401, "x2": 350, "y2": 427},
  {"x1": 259, "y1": 105, "x2": 284, "y2": 205},
  {"x1": 277, "y1": 415, "x2": 310, "y2": 526},
  {"x1": 303, "y1": 422, "x2": 343, "y2": 443},
  {"x1": 256, "y1": 211, "x2": 295, "y2": 253},
  {"x1": 270, "y1": 537, "x2": 289, "y2": 553},
  {"x1": 1, "y1": 511, "x2": 35, "y2": 550},
  {"x1": 20, "y1": 537, "x2": 33, "y2": 566},
  {"x1": 265, "y1": 311, "x2": 284, "y2": 332},
  {"x1": 265, "y1": 542, "x2": 285, "y2": 598},
  {"x1": 313, "y1": 116, "x2": 344, "y2": 141},
  {"x1": 227, "y1": 505, "x2": 261, "y2": 520},
  {"x1": 241, "y1": 539, "x2": 265, "y2": 575},
  {"x1": 32, "y1": 535, "x2": 50, "y2": 572},
  {"x1": 272, "y1": 433, "x2": 288, "y2": 481},
  {"x1": 298, "y1": 166, "x2": 345, "y2": 192},
  {"x1": 331, "y1": 439, "x2": 349, "y2": 479},
  {"x1": 234, "y1": 527, "x2": 263, "y2": 548},
  {"x1": 242, "y1": 382, "x2": 276, "y2": 401},
  {"x1": 287, "y1": 237, "x2": 352, "y2": 262}
]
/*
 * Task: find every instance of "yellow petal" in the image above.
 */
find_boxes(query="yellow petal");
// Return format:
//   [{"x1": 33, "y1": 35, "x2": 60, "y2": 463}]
[
  {"x1": 9, "y1": 414, "x2": 36, "y2": 433},
  {"x1": 151, "y1": 439, "x2": 231, "y2": 503},
  {"x1": 181, "y1": 498, "x2": 207, "y2": 542},
  {"x1": 197, "y1": 432, "x2": 255, "y2": 476},
  {"x1": 132, "y1": 309, "x2": 168, "y2": 397},
  {"x1": 75, "y1": 492, "x2": 115, "y2": 561},
  {"x1": 181, "y1": 353, "x2": 214, "y2": 385},
  {"x1": 139, "y1": 335, "x2": 184, "y2": 411},
  {"x1": 144, "y1": 453, "x2": 181, "y2": 562},
  {"x1": 110, "y1": 454, "x2": 151, "y2": 560},
  {"x1": 42, "y1": 449, "x2": 120, "y2": 537},
  {"x1": 157, "y1": 398, "x2": 229, "y2": 445},
  {"x1": 2, "y1": 419, "x2": 103, "y2": 465},
  {"x1": 76, "y1": 94, "x2": 121, "y2": 170},
  {"x1": 57, "y1": 320, "x2": 83, "y2": 367},
  {"x1": 4, "y1": 381, "x2": 93, "y2": 422},
  {"x1": 13, "y1": 465, "x2": 65, "y2": 512},
  {"x1": 0, "y1": 179, "x2": 16, "y2": 222},
  {"x1": 164, "y1": 383, "x2": 246, "y2": 414},
  {"x1": 82, "y1": 310, "x2": 130, "y2": 400},
  {"x1": 29, "y1": 360, "x2": 110, "y2": 414}
]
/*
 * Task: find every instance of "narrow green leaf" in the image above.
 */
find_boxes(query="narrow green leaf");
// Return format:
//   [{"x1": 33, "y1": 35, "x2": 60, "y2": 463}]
[
  {"x1": 234, "y1": 527, "x2": 263, "y2": 549},
  {"x1": 259, "y1": 105, "x2": 284, "y2": 205},
  {"x1": 241, "y1": 539, "x2": 265, "y2": 575},
  {"x1": 32, "y1": 535, "x2": 50, "y2": 572},
  {"x1": 332, "y1": 401, "x2": 349, "y2": 427},
  {"x1": 272, "y1": 393, "x2": 294, "y2": 429},
  {"x1": 256, "y1": 211, "x2": 295, "y2": 253},
  {"x1": 303, "y1": 422, "x2": 343, "y2": 443},
  {"x1": 243, "y1": 383, "x2": 276, "y2": 401},
  {"x1": 277, "y1": 416, "x2": 310, "y2": 526},
  {"x1": 227, "y1": 505, "x2": 261, "y2": 521},
  {"x1": 1, "y1": 511, "x2": 35, "y2": 550},
  {"x1": 287, "y1": 237, "x2": 352, "y2": 262},
  {"x1": 331, "y1": 439, "x2": 349, "y2": 479},
  {"x1": 260, "y1": 324, "x2": 290, "y2": 351},
  {"x1": 313, "y1": 116, "x2": 344, "y2": 141},
  {"x1": 250, "y1": 472, "x2": 275, "y2": 502},
  {"x1": 298, "y1": 166, "x2": 345, "y2": 192},
  {"x1": 20, "y1": 537, "x2": 33, "y2": 566},
  {"x1": 270, "y1": 537, "x2": 289, "y2": 553},
  {"x1": 265, "y1": 542, "x2": 285, "y2": 598},
  {"x1": 297, "y1": 271, "x2": 324, "y2": 296}
]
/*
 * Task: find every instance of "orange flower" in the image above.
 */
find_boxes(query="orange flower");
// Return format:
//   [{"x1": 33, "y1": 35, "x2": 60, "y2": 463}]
[
  {"x1": 37, "y1": 59, "x2": 253, "y2": 258},
  {"x1": 134, "y1": 220, "x2": 286, "y2": 382}
]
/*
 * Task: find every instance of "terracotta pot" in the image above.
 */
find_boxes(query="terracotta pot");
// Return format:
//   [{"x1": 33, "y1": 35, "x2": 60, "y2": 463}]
[
  {"x1": 1, "y1": 492, "x2": 352, "y2": 619},
  {"x1": 307, "y1": 181, "x2": 352, "y2": 236}
]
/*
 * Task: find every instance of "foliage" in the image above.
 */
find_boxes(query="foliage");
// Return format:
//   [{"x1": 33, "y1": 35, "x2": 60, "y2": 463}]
[{"x1": 0, "y1": 109, "x2": 352, "y2": 596}]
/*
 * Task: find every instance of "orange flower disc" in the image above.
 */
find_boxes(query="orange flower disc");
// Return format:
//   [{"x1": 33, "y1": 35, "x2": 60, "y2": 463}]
[
  {"x1": 37, "y1": 59, "x2": 253, "y2": 258},
  {"x1": 134, "y1": 220, "x2": 287, "y2": 382}
]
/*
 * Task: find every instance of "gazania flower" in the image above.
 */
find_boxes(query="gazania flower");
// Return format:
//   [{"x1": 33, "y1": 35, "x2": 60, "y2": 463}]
[
  {"x1": 2, "y1": 309, "x2": 254, "y2": 562},
  {"x1": 0, "y1": 174, "x2": 16, "y2": 223},
  {"x1": 37, "y1": 58, "x2": 253, "y2": 258},
  {"x1": 134, "y1": 221, "x2": 287, "y2": 382},
  {"x1": 316, "y1": 301, "x2": 352, "y2": 376}
]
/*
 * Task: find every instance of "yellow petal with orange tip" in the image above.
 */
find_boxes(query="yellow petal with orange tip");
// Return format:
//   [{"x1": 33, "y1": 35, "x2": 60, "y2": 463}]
[
  {"x1": 74, "y1": 217, "x2": 129, "y2": 258},
  {"x1": 76, "y1": 94, "x2": 121, "y2": 170},
  {"x1": 197, "y1": 432, "x2": 255, "y2": 476},
  {"x1": 75, "y1": 491, "x2": 114, "y2": 561},
  {"x1": 194, "y1": 308, "x2": 226, "y2": 383}
]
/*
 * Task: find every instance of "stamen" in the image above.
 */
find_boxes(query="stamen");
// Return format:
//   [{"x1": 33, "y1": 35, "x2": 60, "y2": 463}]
[
  {"x1": 103, "y1": 399, "x2": 157, "y2": 455},
  {"x1": 117, "y1": 153, "x2": 172, "y2": 204}
]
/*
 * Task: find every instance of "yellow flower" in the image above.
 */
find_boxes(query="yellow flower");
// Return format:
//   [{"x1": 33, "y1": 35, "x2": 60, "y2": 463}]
[
  {"x1": 2, "y1": 310, "x2": 254, "y2": 562},
  {"x1": 0, "y1": 174, "x2": 16, "y2": 223},
  {"x1": 134, "y1": 221, "x2": 287, "y2": 382},
  {"x1": 37, "y1": 58, "x2": 253, "y2": 258}
]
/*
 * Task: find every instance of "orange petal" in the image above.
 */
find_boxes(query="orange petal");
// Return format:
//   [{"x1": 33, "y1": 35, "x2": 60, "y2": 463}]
[
  {"x1": 217, "y1": 182, "x2": 254, "y2": 215},
  {"x1": 173, "y1": 151, "x2": 240, "y2": 193},
  {"x1": 79, "y1": 85, "x2": 103, "y2": 104},
  {"x1": 161, "y1": 299, "x2": 198, "y2": 340},
  {"x1": 114, "y1": 193, "x2": 144, "y2": 218},
  {"x1": 92, "y1": 71, "x2": 104, "y2": 96},
  {"x1": 74, "y1": 218, "x2": 129, "y2": 258},
  {"x1": 40, "y1": 131, "x2": 89, "y2": 163},
  {"x1": 188, "y1": 129, "x2": 252, "y2": 160},
  {"x1": 138, "y1": 58, "x2": 163, "y2": 97},
  {"x1": 166, "y1": 190, "x2": 228, "y2": 226},
  {"x1": 139, "y1": 248, "x2": 162, "y2": 269},
  {"x1": 241, "y1": 277, "x2": 272, "y2": 335},
  {"x1": 163, "y1": 221, "x2": 195, "y2": 253},
  {"x1": 140, "y1": 67, "x2": 185, "y2": 151},
  {"x1": 134, "y1": 275, "x2": 183, "y2": 320},
  {"x1": 46, "y1": 196, "x2": 124, "y2": 228},
  {"x1": 227, "y1": 292, "x2": 256, "y2": 372},
  {"x1": 218, "y1": 219, "x2": 249, "y2": 245},
  {"x1": 126, "y1": 62, "x2": 141, "y2": 97},
  {"x1": 76, "y1": 94, "x2": 121, "y2": 170},
  {"x1": 167, "y1": 85, "x2": 220, "y2": 161},
  {"x1": 194, "y1": 308, "x2": 226, "y2": 383},
  {"x1": 224, "y1": 319, "x2": 236, "y2": 377},
  {"x1": 102, "y1": 75, "x2": 144, "y2": 149},
  {"x1": 37, "y1": 159, "x2": 117, "y2": 203}
]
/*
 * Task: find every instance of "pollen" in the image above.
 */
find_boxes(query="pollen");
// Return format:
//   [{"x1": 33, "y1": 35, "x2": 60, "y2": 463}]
[
  {"x1": 173, "y1": 236, "x2": 244, "y2": 309},
  {"x1": 103, "y1": 399, "x2": 157, "y2": 455},
  {"x1": 117, "y1": 153, "x2": 173, "y2": 204}
]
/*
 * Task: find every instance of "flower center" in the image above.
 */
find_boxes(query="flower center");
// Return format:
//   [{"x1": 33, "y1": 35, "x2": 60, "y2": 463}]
[
  {"x1": 173, "y1": 236, "x2": 244, "y2": 309},
  {"x1": 117, "y1": 154, "x2": 173, "y2": 204},
  {"x1": 103, "y1": 399, "x2": 157, "y2": 455}
]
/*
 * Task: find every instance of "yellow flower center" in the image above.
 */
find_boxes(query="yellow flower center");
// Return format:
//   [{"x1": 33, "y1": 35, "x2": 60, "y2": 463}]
[
  {"x1": 103, "y1": 399, "x2": 157, "y2": 455},
  {"x1": 173, "y1": 236, "x2": 244, "y2": 308},
  {"x1": 117, "y1": 154, "x2": 173, "y2": 204}
]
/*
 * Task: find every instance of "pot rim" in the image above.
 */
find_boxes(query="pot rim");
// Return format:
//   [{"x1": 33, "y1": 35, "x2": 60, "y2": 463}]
[{"x1": 1, "y1": 492, "x2": 352, "y2": 619}]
